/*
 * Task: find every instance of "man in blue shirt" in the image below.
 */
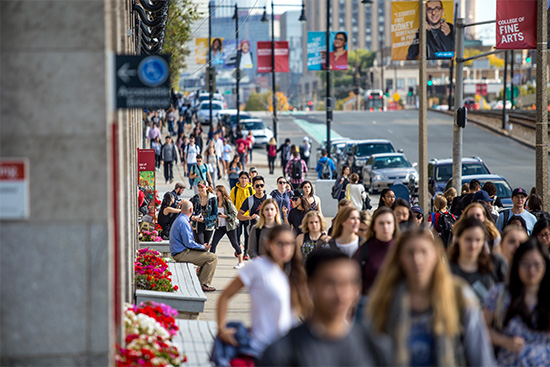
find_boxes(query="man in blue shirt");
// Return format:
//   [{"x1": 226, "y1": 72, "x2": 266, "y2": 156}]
[
  {"x1": 496, "y1": 187, "x2": 537, "y2": 235},
  {"x1": 170, "y1": 200, "x2": 218, "y2": 291},
  {"x1": 316, "y1": 150, "x2": 336, "y2": 179}
]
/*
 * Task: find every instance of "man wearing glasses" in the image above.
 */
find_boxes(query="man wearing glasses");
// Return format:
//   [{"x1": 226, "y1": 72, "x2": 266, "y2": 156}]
[
  {"x1": 407, "y1": 0, "x2": 454, "y2": 60},
  {"x1": 237, "y1": 176, "x2": 272, "y2": 259}
]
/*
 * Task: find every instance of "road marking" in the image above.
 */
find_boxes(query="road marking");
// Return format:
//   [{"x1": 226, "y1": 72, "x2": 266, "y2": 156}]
[
  {"x1": 293, "y1": 119, "x2": 343, "y2": 143},
  {"x1": 388, "y1": 129, "x2": 393, "y2": 134},
  {"x1": 372, "y1": 120, "x2": 377, "y2": 124}
]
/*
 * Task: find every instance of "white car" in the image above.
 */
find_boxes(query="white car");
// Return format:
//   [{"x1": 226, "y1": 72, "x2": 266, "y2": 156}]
[
  {"x1": 239, "y1": 119, "x2": 273, "y2": 146},
  {"x1": 196, "y1": 101, "x2": 224, "y2": 124}
]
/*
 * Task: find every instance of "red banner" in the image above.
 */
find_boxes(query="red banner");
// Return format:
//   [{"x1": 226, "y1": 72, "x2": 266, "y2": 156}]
[
  {"x1": 496, "y1": 0, "x2": 537, "y2": 49},
  {"x1": 257, "y1": 41, "x2": 289, "y2": 73}
]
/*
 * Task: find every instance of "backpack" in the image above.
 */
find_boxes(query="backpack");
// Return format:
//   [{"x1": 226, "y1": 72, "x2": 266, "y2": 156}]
[
  {"x1": 237, "y1": 141, "x2": 246, "y2": 154},
  {"x1": 291, "y1": 160, "x2": 302, "y2": 180},
  {"x1": 268, "y1": 144, "x2": 277, "y2": 157},
  {"x1": 435, "y1": 212, "x2": 455, "y2": 247},
  {"x1": 331, "y1": 181, "x2": 343, "y2": 199},
  {"x1": 321, "y1": 160, "x2": 331, "y2": 179}
]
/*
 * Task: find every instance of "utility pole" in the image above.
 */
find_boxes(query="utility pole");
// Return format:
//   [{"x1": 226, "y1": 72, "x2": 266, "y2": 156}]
[
  {"x1": 380, "y1": 39, "x2": 385, "y2": 92},
  {"x1": 453, "y1": 18, "x2": 465, "y2": 194},
  {"x1": 511, "y1": 50, "x2": 515, "y2": 109},
  {"x1": 234, "y1": 5, "x2": 240, "y2": 126},
  {"x1": 271, "y1": 0, "x2": 278, "y2": 142},
  {"x1": 502, "y1": 51, "x2": 508, "y2": 129},
  {"x1": 448, "y1": 2, "x2": 458, "y2": 109},
  {"x1": 418, "y1": 0, "x2": 429, "y2": 211},
  {"x1": 325, "y1": 0, "x2": 332, "y2": 156},
  {"x1": 208, "y1": 1, "x2": 213, "y2": 126},
  {"x1": 536, "y1": 0, "x2": 549, "y2": 210}
]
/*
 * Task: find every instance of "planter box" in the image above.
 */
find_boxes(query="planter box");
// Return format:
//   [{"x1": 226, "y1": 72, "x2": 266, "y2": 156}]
[
  {"x1": 136, "y1": 263, "x2": 206, "y2": 319},
  {"x1": 140, "y1": 240, "x2": 170, "y2": 253}
]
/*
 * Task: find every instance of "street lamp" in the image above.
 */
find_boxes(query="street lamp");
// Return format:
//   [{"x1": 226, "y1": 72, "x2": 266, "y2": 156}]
[{"x1": 268, "y1": 1, "x2": 306, "y2": 143}]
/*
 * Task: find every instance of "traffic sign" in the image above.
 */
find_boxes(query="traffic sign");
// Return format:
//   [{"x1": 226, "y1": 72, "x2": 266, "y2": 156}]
[
  {"x1": 392, "y1": 93, "x2": 401, "y2": 102},
  {"x1": 505, "y1": 86, "x2": 519, "y2": 99},
  {"x1": 114, "y1": 54, "x2": 171, "y2": 109},
  {"x1": 476, "y1": 84, "x2": 488, "y2": 96},
  {"x1": 0, "y1": 159, "x2": 29, "y2": 220}
]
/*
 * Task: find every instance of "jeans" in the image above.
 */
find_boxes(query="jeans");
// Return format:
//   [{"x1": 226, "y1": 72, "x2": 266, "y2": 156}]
[
  {"x1": 268, "y1": 156, "x2": 275, "y2": 174},
  {"x1": 210, "y1": 226, "x2": 241, "y2": 254},
  {"x1": 168, "y1": 120, "x2": 174, "y2": 135},
  {"x1": 281, "y1": 159, "x2": 288, "y2": 175},
  {"x1": 187, "y1": 163, "x2": 194, "y2": 188},
  {"x1": 163, "y1": 161, "x2": 174, "y2": 182},
  {"x1": 237, "y1": 220, "x2": 250, "y2": 256},
  {"x1": 155, "y1": 154, "x2": 161, "y2": 169},
  {"x1": 193, "y1": 222, "x2": 213, "y2": 245},
  {"x1": 239, "y1": 152, "x2": 247, "y2": 171}
]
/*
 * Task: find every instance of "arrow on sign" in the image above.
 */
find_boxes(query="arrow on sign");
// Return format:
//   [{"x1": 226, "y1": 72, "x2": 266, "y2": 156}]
[{"x1": 117, "y1": 62, "x2": 136, "y2": 83}]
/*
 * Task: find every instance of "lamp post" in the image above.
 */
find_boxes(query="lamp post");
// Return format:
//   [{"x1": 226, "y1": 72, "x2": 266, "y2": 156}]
[
  {"x1": 265, "y1": 1, "x2": 306, "y2": 144},
  {"x1": 232, "y1": 5, "x2": 240, "y2": 125}
]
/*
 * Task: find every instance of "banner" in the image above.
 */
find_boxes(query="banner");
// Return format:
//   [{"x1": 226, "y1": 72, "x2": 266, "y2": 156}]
[
  {"x1": 496, "y1": 0, "x2": 537, "y2": 49},
  {"x1": 391, "y1": 1, "x2": 454, "y2": 61},
  {"x1": 307, "y1": 31, "x2": 348, "y2": 70},
  {"x1": 256, "y1": 41, "x2": 290, "y2": 73},
  {"x1": 195, "y1": 38, "x2": 208, "y2": 64},
  {"x1": 211, "y1": 37, "x2": 224, "y2": 65},
  {"x1": 138, "y1": 149, "x2": 156, "y2": 217},
  {"x1": 222, "y1": 39, "x2": 253, "y2": 69}
]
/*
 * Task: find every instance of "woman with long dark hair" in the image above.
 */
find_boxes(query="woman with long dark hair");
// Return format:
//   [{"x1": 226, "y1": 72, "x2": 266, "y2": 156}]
[
  {"x1": 210, "y1": 185, "x2": 244, "y2": 268},
  {"x1": 531, "y1": 218, "x2": 550, "y2": 250},
  {"x1": 189, "y1": 180, "x2": 218, "y2": 245},
  {"x1": 335, "y1": 165, "x2": 351, "y2": 201},
  {"x1": 483, "y1": 239, "x2": 550, "y2": 366},
  {"x1": 392, "y1": 198, "x2": 413, "y2": 231},
  {"x1": 284, "y1": 189, "x2": 311, "y2": 236},
  {"x1": 448, "y1": 217, "x2": 508, "y2": 302},
  {"x1": 216, "y1": 225, "x2": 311, "y2": 360},
  {"x1": 228, "y1": 155, "x2": 242, "y2": 190},
  {"x1": 367, "y1": 227, "x2": 496, "y2": 366},
  {"x1": 157, "y1": 192, "x2": 181, "y2": 239},
  {"x1": 299, "y1": 180, "x2": 322, "y2": 215},
  {"x1": 377, "y1": 188, "x2": 395, "y2": 209}
]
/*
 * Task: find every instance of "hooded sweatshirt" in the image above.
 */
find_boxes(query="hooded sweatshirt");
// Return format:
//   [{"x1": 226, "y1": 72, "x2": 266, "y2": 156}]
[{"x1": 230, "y1": 182, "x2": 255, "y2": 216}]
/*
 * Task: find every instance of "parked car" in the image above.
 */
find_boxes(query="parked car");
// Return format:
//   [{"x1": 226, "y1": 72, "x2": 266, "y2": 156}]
[
  {"x1": 217, "y1": 110, "x2": 252, "y2": 128},
  {"x1": 346, "y1": 139, "x2": 398, "y2": 174},
  {"x1": 362, "y1": 153, "x2": 418, "y2": 193},
  {"x1": 239, "y1": 119, "x2": 273, "y2": 146},
  {"x1": 444, "y1": 174, "x2": 513, "y2": 210},
  {"x1": 315, "y1": 138, "x2": 351, "y2": 165},
  {"x1": 196, "y1": 101, "x2": 224, "y2": 124},
  {"x1": 490, "y1": 100, "x2": 512, "y2": 110},
  {"x1": 428, "y1": 157, "x2": 491, "y2": 195},
  {"x1": 463, "y1": 97, "x2": 480, "y2": 110}
]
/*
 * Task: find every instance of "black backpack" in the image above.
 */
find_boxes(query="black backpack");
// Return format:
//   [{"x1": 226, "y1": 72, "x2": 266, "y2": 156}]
[
  {"x1": 436, "y1": 212, "x2": 455, "y2": 247},
  {"x1": 291, "y1": 160, "x2": 302, "y2": 180}
]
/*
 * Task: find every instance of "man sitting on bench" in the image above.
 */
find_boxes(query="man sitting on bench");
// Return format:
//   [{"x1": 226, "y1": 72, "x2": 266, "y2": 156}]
[{"x1": 170, "y1": 200, "x2": 218, "y2": 292}]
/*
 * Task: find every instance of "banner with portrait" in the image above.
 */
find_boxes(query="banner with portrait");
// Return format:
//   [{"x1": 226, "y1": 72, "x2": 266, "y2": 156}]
[
  {"x1": 391, "y1": 0, "x2": 455, "y2": 61},
  {"x1": 307, "y1": 31, "x2": 348, "y2": 70},
  {"x1": 222, "y1": 39, "x2": 253, "y2": 69}
]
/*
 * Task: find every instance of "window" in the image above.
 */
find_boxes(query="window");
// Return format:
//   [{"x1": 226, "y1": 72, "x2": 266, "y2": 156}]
[
  {"x1": 407, "y1": 78, "x2": 416, "y2": 87},
  {"x1": 352, "y1": 26, "x2": 358, "y2": 32},
  {"x1": 373, "y1": 156, "x2": 412, "y2": 170},
  {"x1": 397, "y1": 78, "x2": 405, "y2": 90},
  {"x1": 313, "y1": 81, "x2": 318, "y2": 90},
  {"x1": 386, "y1": 79, "x2": 393, "y2": 90}
]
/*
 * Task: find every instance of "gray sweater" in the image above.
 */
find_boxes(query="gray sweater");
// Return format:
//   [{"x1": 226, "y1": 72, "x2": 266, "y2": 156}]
[{"x1": 161, "y1": 143, "x2": 178, "y2": 162}]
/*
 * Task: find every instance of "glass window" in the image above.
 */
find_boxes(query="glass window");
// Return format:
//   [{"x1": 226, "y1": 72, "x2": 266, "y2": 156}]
[
  {"x1": 386, "y1": 79, "x2": 393, "y2": 90},
  {"x1": 397, "y1": 78, "x2": 405, "y2": 90},
  {"x1": 356, "y1": 143, "x2": 395, "y2": 157},
  {"x1": 352, "y1": 26, "x2": 358, "y2": 32},
  {"x1": 240, "y1": 120, "x2": 266, "y2": 130},
  {"x1": 407, "y1": 78, "x2": 416, "y2": 87},
  {"x1": 373, "y1": 156, "x2": 412, "y2": 170}
]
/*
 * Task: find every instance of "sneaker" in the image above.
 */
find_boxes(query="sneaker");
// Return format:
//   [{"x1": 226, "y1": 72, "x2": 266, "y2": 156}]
[
  {"x1": 243, "y1": 255, "x2": 250, "y2": 261},
  {"x1": 170, "y1": 178, "x2": 174, "y2": 184},
  {"x1": 233, "y1": 262, "x2": 244, "y2": 269}
]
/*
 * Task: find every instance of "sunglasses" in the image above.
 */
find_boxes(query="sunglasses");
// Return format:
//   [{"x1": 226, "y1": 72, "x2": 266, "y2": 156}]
[
  {"x1": 278, "y1": 181, "x2": 286, "y2": 184},
  {"x1": 415, "y1": 213, "x2": 423, "y2": 220},
  {"x1": 198, "y1": 185, "x2": 206, "y2": 188},
  {"x1": 255, "y1": 184, "x2": 265, "y2": 188}
]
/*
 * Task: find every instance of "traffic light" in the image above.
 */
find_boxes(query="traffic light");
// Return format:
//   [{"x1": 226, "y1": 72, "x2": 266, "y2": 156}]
[
  {"x1": 408, "y1": 87, "x2": 414, "y2": 96},
  {"x1": 427, "y1": 75, "x2": 433, "y2": 87},
  {"x1": 526, "y1": 56, "x2": 532, "y2": 63},
  {"x1": 308, "y1": 100, "x2": 313, "y2": 106},
  {"x1": 385, "y1": 88, "x2": 390, "y2": 97}
]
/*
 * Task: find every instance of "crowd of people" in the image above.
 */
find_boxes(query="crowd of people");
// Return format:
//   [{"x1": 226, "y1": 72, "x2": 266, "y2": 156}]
[{"x1": 145, "y1": 107, "x2": 550, "y2": 367}]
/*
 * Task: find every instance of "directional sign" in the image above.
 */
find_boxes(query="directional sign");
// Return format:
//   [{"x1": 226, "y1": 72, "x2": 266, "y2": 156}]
[
  {"x1": 0, "y1": 159, "x2": 29, "y2": 220},
  {"x1": 115, "y1": 54, "x2": 171, "y2": 109}
]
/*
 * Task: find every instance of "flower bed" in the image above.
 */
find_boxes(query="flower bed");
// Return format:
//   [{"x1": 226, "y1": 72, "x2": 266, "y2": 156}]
[
  {"x1": 116, "y1": 302, "x2": 187, "y2": 366},
  {"x1": 135, "y1": 248, "x2": 178, "y2": 293},
  {"x1": 140, "y1": 229, "x2": 163, "y2": 242}
]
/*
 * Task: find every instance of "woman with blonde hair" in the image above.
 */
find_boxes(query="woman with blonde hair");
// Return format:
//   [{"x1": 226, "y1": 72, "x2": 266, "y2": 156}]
[
  {"x1": 324, "y1": 206, "x2": 362, "y2": 257},
  {"x1": 457, "y1": 202, "x2": 501, "y2": 251},
  {"x1": 266, "y1": 137, "x2": 277, "y2": 174},
  {"x1": 367, "y1": 227, "x2": 496, "y2": 366},
  {"x1": 296, "y1": 211, "x2": 328, "y2": 257},
  {"x1": 248, "y1": 198, "x2": 282, "y2": 258},
  {"x1": 443, "y1": 187, "x2": 457, "y2": 210}
]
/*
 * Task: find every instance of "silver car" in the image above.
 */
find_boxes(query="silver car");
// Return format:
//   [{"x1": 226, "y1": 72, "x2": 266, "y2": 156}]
[{"x1": 362, "y1": 153, "x2": 418, "y2": 193}]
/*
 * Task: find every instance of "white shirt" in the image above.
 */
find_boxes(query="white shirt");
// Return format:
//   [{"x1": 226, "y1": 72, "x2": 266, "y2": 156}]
[
  {"x1": 185, "y1": 144, "x2": 199, "y2": 164},
  {"x1": 218, "y1": 206, "x2": 227, "y2": 227},
  {"x1": 215, "y1": 138, "x2": 224, "y2": 159},
  {"x1": 239, "y1": 256, "x2": 295, "y2": 356},
  {"x1": 336, "y1": 237, "x2": 359, "y2": 257}
]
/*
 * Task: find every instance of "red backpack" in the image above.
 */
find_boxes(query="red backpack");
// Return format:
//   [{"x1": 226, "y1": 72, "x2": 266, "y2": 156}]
[
  {"x1": 268, "y1": 145, "x2": 277, "y2": 157},
  {"x1": 237, "y1": 141, "x2": 246, "y2": 154}
]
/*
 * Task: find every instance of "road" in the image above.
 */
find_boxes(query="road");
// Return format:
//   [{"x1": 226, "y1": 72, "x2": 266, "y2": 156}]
[{"x1": 282, "y1": 110, "x2": 546, "y2": 190}]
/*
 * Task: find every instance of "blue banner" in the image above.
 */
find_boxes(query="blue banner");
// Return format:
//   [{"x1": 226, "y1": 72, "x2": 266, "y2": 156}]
[{"x1": 307, "y1": 32, "x2": 326, "y2": 71}]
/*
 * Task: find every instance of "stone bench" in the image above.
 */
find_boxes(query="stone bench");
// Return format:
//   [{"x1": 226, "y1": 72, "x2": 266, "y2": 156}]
[
  {"x1": 173, "y1": 319, "x2": 217, "y2": 367},
  {"x1": 136, "y1": 262, "x2": 207, "y2": 319},
  {"x1": 139, "y1": 240, "x2": 170, "y2": 253}
]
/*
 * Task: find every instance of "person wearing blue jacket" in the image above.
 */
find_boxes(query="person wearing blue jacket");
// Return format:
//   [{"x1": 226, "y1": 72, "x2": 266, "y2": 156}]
[
  {"x1": 315, "y1": 150, "x2": 336, "y2": 179},
  {"x1": 170, "y1": 200, "x2": 218, "y2": 292}
]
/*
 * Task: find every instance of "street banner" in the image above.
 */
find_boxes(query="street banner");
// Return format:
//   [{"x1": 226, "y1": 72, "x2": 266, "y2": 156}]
[
  {"x1": 222, "y1": 39, "x2": 253, "y2": 69},
  {"x1": 391, "y1": 1, "x2": 455, "y2": 61},
  {"x1": 495, "y1": 0, "x2": 537, "y2": 49},
  {"x1": 137, "y1": 149, "x2": 156, "y2": 217},
  {"x1": 256, "y1": 41, "x2": 290, "y2": 73},
  {"x1": 211, "y1": 37, "x2": 224, "y2": 65},
  {"x1": 195, "y1": 38, "x2": 208, "y2": 64},
  {"x1": 307, "y1": 31, "x2": 348, "y2": 70}
]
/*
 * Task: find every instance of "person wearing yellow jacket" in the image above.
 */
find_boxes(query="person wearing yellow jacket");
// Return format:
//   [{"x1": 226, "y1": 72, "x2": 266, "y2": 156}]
[{"x1": 230, "y1": 171, "x2": 254, "y2": 260}]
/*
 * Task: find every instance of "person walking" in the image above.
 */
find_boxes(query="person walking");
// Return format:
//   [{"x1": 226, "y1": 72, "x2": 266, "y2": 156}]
[
  {"x1": 236, "y1": 133, "x2": 248, "y2": 171},
  {"x1": 170, "y1": 200, "x2": 218, "y2": 292},
  {"x1": 324, "y1": 206, "x2": 362, "y2": 257},
  {"x1": 189, "y1": 155, "x2": 212, "y2": 194},
  {"x1": 428, "y1": 195, "x2": 456, "y2": 247},
  {"x1": 315, "y1": 150, "x2": 336, "y2": 179},
  {"x1": 248, "y1": 199, "x2": 282, "y2": 258},
  {"x1": 455, "y1": 202, "x2": 501, "y2": 252},
  {"x1": 215, "y1": 226, "x2": 311, "y2": 361},
  {"x1": 189, "y1": 181, "x2": 218, "y2": 246},
  {"x1": 148, "y1": 122, "x2": 161, "y2": 148},
  {"x1": 204, "y1": 145, "x2": 220, "y2": 188},
  {"x1": 499, "y1": 225, "x2": 528, "y2": 265},
  {"x1": 151, "y1": 136, "x2": 162, "y2": 170},
  {"x1": 161, "y1": 135, "x2": 178, "y2": 184},
  {"x1": 345, "y1": 173, "x2": 367, "y2": 211},
  {"x1": 285, "y1": 150, "x2": 308, "y2": 190},
  {"x1": 333, "y1": 165, "x2": 351, "y2": 201},
  {"x1": 392, "y1": 199, "x2": 413, "y2": 231},
  {"x1": 246, "y1": 130, "x2": 255, "y2": 163},
  {"x1": 277, "y1": 138, "x2": 292, "y2": 176},
  {"x1": 270, "y1": 176, "x2": 291, "y2": 222},
  {"x1": 266, "y1": 137, "x2": 277, "y2": 174},
  {"x1": 296, "y1": 211, "x2": 328, "y2": 258},
  {"x1": 184, "y1": 135, "x2": 200, "y2": 190},
  {"x1": 222, "y1": 139, "x2": 233, "y2": 178},
  {"x1": 166, "y1": 107, "x2": 176, "y2": 136},
  {"x1": 299, "y1": 137, "x2": 311, "y2": 169},
  {"x1": 483, "y1": 239, "x2": 550, "y2": 367},
  {"x1": 227, "y1": 155, "x2": 242, "y2": 190},
  {"x1": 377, "y1": 188, "x2": 396, "y2": 209},
  {"x1": 284, "y1": 189, "x2": 311, "y2": 236},
  {"x1": 300, "y1": 180, "x2": 323, "y2": 215},
  {"x1": 367, "y1": 227, "x2": 496, "y2": 366},
  {"x1": 230, "y1": 171, "x2": 254, "y2": 259},
  {"x1": 497, "y1": 188, "x2": 537, "y2": 235},
  {"x1": 158, "y1": 192, "x2": 182, "y2": 239},
  {"x1": 210, "y1": 185, "x2": 244, "y2": 269}
]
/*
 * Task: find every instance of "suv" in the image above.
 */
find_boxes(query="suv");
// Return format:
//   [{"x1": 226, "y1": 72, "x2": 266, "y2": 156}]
[
  {"x1": 444, "y1": 174, "x2": 513, "y2": 210},
  {"x1": 428, "y1": 157, "x2": 491, "y2": 195},
  {"x1": 346, "y1": 140, "x2": 397, "y2": 174}
]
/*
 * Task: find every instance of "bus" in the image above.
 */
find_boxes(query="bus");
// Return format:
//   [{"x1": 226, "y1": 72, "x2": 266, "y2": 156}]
[{"x1": 364, "y1": 89, "x2": 386, "y2": 112}]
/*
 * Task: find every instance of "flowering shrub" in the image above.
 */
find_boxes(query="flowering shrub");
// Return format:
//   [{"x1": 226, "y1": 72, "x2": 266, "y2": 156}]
[
  {"x1": 141, "y1": 230, "x2": 163, "y2": 242},
  {"x1": 135, "y1": 248, "x2": 178, "y2": 292},
  {"x1": 116, "y1": 302, "x2": 186, "y2": 366}
]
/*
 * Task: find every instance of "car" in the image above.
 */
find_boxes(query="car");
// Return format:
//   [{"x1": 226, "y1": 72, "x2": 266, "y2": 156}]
[
  {"x1": 346, "y1": 139, "x2": 398, "y2": 174},
  {"x1": 196, "y1": 101, "x2": 224, "y2": 124},
  {"x1": 217, "y1": 109, "x2": 252, "y2": 128},
  {"x1": 463, "y1": 97, "x2": 480, "y2": 110},
  {"x1": 239, "y1": 119, "x2": 273, "y2": 146},
  {"x1": 362, "y1": 153, "x2": 419, "y2": 193},
  {"x1": 444, "y1": 174, "x2": 513, "y2": 210},
  {"x1": 315, "y1": 138, "x2": 351, "y2": 165},
  {"x1": 490, "y1": 100, "x2": 512, "y2": 110},
  {"x1": 428, "y1": 157, "x2": 491, "y2": 195}
]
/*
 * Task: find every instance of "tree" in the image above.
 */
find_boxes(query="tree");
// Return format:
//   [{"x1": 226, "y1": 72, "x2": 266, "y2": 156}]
[
  {"x1": 245, "y1": 92, "x2": 269, "y2": 111},
  {"x1": 163, "y1": 0, "x2": 200, "y2": 87}
]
